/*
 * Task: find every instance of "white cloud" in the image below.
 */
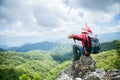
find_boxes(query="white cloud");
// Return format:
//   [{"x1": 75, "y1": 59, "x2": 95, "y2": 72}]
[
  {"x1": 63, "y1": 0, "x2": 120, "y2": 12},
  {"x1": 63, "y1": 0, "x2": 120, "y2": 23},
  {"x1": 0, "y1": 0, "x2": 120, "y2": 46},
  {"x1": 89, "y1": 23, "x2": 120, "y2": 34},
  {"x1": 0, "y1": 29, "x2": 38, "y2": 37}
]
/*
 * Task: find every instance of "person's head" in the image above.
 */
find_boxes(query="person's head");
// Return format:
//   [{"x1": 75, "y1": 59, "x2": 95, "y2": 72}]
[
  {"x1": 81, "y1": 27, "x2": 88, "y2": 34},
  {"x1": 85, "y1": 22, "x2": 92, "y2": 34}
]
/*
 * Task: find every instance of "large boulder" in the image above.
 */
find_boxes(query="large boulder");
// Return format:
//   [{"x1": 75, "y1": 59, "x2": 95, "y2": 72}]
[
  {"x1": 83, "y1": 68, "x2": 106, "y2": 80},
  {"x1": 84, "y1": 72, "x2": 100, "y2": 80},
  {"x1": 95, "y1": 68, "x2": 106, "y2": 79},
  {"x1": 57, "y1": 55, "x2": 120, "y2": 80},
  {"x1": 106, "y1": 69, "x2": 120, "y2": 80},
  {"x1": 72, "y1": 55, "x2": 96, "y2": 78},
  {"x1": 57, "y1": 66, "x2": 73, "y2": 80},
  {"x1": 57, "y1": 55, "x2": 96, "y2": 80}
]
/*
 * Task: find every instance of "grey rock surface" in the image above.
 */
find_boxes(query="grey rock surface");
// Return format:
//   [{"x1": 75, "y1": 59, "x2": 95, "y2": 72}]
[{"x1": 57, "y1": 55, "x2": 120, "y2": 80}]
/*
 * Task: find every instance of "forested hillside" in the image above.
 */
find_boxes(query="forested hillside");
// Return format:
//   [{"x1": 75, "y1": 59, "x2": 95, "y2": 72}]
[
  {"x1": 0, "y1": 48, "x2": 6, "y2": 52},
  {"x1": 0, "y1": 51, "x2": 59, "y2": 80},
  {"x1": 93, "y1": 50, "x2": 120, "y2": 70},
  {"x1": 0, "y1": 40, "x2": 120, "y2": 80},
  {"x1": 0, "y1": 49, "x2": 120, "y2": 80},
  {"x1": 100, "y1": 40, "x2": 117, "y2": 51}
]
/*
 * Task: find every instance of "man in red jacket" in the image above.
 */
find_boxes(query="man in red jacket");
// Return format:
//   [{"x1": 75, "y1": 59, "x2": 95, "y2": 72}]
[{"x1": 68, "y1": 27, "x2": 91, "y2": 61}]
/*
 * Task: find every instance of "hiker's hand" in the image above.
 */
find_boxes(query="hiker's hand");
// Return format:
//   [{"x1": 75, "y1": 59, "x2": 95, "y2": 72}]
[{"x1": 68, "y1": 34, "x2": 74, "y2": 39}]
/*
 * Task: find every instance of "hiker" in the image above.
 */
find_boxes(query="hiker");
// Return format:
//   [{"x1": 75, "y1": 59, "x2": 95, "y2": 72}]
[{"x1": 68, "y1": 25, "x2": 92, "y2": 61}]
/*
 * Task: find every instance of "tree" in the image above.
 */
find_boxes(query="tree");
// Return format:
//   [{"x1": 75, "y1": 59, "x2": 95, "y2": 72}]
[
  {"x1": 33, "y1": 74, "x2": 42, "y2": 80},
  {"x1": 115, "y1": 40, "x2": 120, "y2": 69},
  {"x1": 19, "y1": 74, "x2": 31, "y2": 80},
  {"x1": 115, "y1": 40, "x2": 120, "y2": 55}
]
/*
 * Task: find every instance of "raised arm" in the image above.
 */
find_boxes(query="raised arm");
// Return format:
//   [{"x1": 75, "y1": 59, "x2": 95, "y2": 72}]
[{"x1": 68, "y1": 34, "x2": 83, "y2": 41}]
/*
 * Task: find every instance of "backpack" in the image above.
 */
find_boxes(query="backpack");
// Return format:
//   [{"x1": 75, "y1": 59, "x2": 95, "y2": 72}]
[
  {"x1": 89, "y1": 34, "x2": 100, "y2": 54},
  {"x1": 83, "y1": 34, "x2": 100, "y2": 56}
]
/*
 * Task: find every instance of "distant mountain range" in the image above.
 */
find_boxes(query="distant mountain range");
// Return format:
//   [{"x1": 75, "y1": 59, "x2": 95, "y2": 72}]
[
  {"x1": 7, "y1": 41, "x2": 57, "y2": 52},
  {"x1": 98, "y1": 32, "x2": 120, "y2": 42},
  {"x1": 0, "y1": 32, "x2": 119, "y2": 52},
  {"x1": 0, "y1": 48, "x2": 6, "y2": 52}
]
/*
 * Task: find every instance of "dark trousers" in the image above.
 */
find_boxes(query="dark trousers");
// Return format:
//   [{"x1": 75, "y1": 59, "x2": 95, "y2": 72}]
[{"x1": 72, "y1": 44, "x2": 83, "y2": 60}]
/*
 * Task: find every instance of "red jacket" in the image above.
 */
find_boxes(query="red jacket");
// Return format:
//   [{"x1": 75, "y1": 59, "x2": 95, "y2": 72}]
[{"x1": 73, "y1": 33, "x2": 91, "y2": 48}]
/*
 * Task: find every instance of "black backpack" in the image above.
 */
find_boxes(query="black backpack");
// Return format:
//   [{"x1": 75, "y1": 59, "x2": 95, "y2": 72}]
[
  {"x1": 84, "y1": 34, "x2": 100, "y2": 56},
  {"x1": 89, "y1": 35, "x2": 100, "y2": 54}
]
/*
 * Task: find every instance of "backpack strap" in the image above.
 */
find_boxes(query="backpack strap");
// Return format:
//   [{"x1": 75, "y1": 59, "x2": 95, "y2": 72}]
[{"x1": 84, "y1": 34, "x2": 91, "y2": 48}]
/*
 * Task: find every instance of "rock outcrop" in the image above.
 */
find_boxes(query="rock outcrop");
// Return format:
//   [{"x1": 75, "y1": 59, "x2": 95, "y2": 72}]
[
  {"x1": 57, "y1": 55, "x2": 120, "y2": 80},
  {"x1": 106, "y1": 69, "x2": 120, "y2": 80}
]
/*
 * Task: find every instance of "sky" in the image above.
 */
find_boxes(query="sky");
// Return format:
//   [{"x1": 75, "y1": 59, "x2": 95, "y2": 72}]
[{"x1": 0, "y1": 0, "x2": 120, "y2": 47}]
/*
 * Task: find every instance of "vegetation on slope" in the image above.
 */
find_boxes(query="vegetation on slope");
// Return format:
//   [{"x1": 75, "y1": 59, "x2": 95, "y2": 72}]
[
  {"x1": 100, "y1": 40, "x2": 117, "y2": 51},
  {"x1": 0, "y1": 51, "x2": 58, "y2": 80},
  {"x1": 0, "y1": 50, "x2": 119, "y2": 80},
  {"x1": 93, "y1": 40, "x2": 120, "y2": 70},
  {"x1": 0, "y1": 40, "x2": 120, "y2": 80},
  {"x1": 92, "y1": 50, "x2": 120, "y2": 71},
  {"x1": 44, "y1": 61, "x2": 72, "y2": 80},
  {"x1": 50, "y1": 43, "x2": 73, "y2": 63}
]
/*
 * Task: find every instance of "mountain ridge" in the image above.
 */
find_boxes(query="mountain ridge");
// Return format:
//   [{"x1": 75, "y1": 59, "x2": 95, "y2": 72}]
[
  {"x1": 0, "y1": 32, "x2": 119, "y2": 52},
  {"x1": 98, "y1": 32, "x2": 120, "y2": 42},
  {"x1": 7, "y1": 41, "x2": 57, "y2": 52}
]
